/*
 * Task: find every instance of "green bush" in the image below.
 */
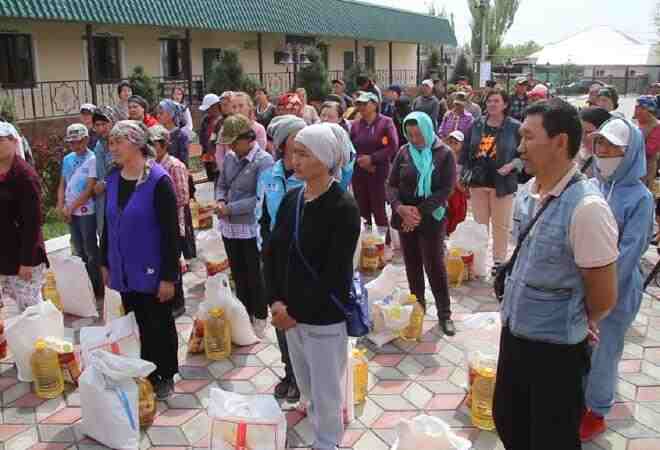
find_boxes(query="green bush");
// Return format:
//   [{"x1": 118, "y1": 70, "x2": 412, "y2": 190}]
[
  {"x1": 32, "y1": 134, "x2": 67, "y2": 212},
  {"x1": 128, "y1": 66, "x2": 158, "y2": 110},
  {"x1": 424, "y1": 48, "x2": 443, "y2": 80},
  {"x1": 343, "y1": 62, "x2": 373, "y2": 95},
  {"x1": 0, "y1": 95, "x2": 16, "y2": 122},
  {"x1": 296, "y1": 48, "x2": 331, "y2": 102},
  {"x1": 208, "y1": 49, "x2": 247, "y2": 94}
]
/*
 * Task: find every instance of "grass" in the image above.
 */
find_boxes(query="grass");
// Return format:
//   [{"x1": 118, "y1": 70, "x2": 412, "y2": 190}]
[{"x1": 42, "y1": 208, "x2": 69, "y2": 241}]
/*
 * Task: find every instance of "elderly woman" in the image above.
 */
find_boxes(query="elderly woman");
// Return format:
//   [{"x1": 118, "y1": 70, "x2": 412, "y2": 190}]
[
  {"x1": 215, "y1": 114, "x2": 274, "y2": 338},
  {"x1": 150, "y1": 125, "x2": 190, "y2": 318},
  {"x1": 387, "y1": 112, "x2": 456, "y2": 335},
  {"x1": 276, "y1": 92, "x2": 304, "y2": 117},
  {"x1": 114, "y1": 81, "x2": 132, "y2": 120},
  {"x1": 320, "y1": 101, "x2": 356, "y2": 191},
  {"x1": 170, "y1": 86, "x2": 194, "y2": 133},
  {"x1": 266, "y1": 123, "x2": 360, "y2": 450},
  {"x1": 350, "y1": 92, "x2": 399, "y2": 256},
  {"x1": 258, "y1": 115, "x2": 307, "y2": 402},
  {"x1": 99, "y1": 120, "x2": 180, "y2": 400},
  {"x1": 460, "y1": 88, "x2": 521, "y2": 276},
  {"x1": 128, "y1": 95, "x2": 158, "y2": 128},
  {"x1": 0, "y1": 122, "x2": 49, "y2": 312},
  {"x1": 255, "y1": 87, "x2": 276, "y2": 129},
  {"x1": 296, "y1": 87, "x2": 320, "y2": 125}
]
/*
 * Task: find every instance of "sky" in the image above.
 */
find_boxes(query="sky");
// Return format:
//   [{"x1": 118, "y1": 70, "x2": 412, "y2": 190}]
[{"x1": 361, "y1": 0, "x2": 658, "y2": 47}]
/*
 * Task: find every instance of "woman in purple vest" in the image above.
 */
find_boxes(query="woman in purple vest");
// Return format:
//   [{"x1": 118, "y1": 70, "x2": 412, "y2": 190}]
[{"x1": 99, "y1": 120, "x2": 180, "y2": 400}]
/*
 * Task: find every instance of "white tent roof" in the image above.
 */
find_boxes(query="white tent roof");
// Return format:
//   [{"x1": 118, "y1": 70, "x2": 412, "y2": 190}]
[{"x1": 530, "y1": 26, "x2": 658, "y2": 66}]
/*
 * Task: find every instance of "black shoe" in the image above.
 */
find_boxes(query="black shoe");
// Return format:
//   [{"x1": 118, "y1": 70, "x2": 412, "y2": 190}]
[
  {"x1": 491, "y1": 263, "x2": 501, "y2": 278},
  {"x1": 172, "y1": 306, "x2": 186, "y2": 319},
  {"x1": 286, "y1": 382, "x2": 300, "y2": 403},
  {"x1": 155, "y1": 378, "x2": 174, "y2": 401},
  {"x1": 274, "y1": 378, "x2": 291, "y2": 399},
  {"x1": 441, "y1": 319, "x2": 456, "y2": 337}
]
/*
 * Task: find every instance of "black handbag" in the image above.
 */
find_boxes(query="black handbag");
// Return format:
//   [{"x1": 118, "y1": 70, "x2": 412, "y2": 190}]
[{"x1": 494, "y1": 173, "x2": 585, "y2": 302}]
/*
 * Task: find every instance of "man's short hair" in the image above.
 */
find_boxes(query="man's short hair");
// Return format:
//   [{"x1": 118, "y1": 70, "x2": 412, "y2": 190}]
[{"x1": 525, "y1": 98, "x2": 582, "y2": 159}]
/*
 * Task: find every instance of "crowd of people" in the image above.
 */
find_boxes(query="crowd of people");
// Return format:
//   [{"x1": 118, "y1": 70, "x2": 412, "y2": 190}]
[{"x1": 1, "y1": 71, "x2": 659, "y2": 450}]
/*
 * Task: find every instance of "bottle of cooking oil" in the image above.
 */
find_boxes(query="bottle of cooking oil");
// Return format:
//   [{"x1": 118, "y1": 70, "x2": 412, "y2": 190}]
[
  {"x1": 446, "y1": 249, "x2": 466, "y2": 288},
  {"x1": 42, "y1": 271, "x2": 63, "y2": 311},
  {"x1": 204, "y1": 308, "x2": 232, "y2": 360},
  {"x1": 190, "y1": 199, "x2": 200, "y2": 229},
  {"x1": 471, "y1": 353, "x2": 497, "y2": 431},
  {"x1": 31, "y1": 339, "x2": 64, "y2": 399},
  {"x1": 401, "y1": 294, "x2": 424, "y2": 341},
  {"x1": 352, "y1": 348, "x2": 368, "y2": 405},
  {"x1": 137, "y1": 377, "x2": 156, "y2": 428}
]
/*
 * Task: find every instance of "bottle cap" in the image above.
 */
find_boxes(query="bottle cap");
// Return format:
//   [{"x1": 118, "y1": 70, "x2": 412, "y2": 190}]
[
  {"x1": 34, "y1": 339, "x2": 47, "y2": 350},
  {"x1": 209, "y1": 308, "x2": 224, "y2": 318}
]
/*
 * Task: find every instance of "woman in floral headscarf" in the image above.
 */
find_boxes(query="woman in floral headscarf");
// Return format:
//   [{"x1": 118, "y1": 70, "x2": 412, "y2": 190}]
[
  {"x1": 276, "y1": 92, "x2": 304, "y2": 118},
  {"x1": 99, "y1": 120, "x2": 180, "y2": 400},
  {"x1": 158, "y1": 99, "x2": 197, "y2": 263}
]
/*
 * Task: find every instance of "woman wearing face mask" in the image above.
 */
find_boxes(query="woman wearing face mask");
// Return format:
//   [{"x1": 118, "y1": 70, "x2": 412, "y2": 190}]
[
  {"x1": 258, "y1": 115, "x2": 307, "y2": 403},
  {"x1": 265, "y1": 122, "x2": 360, "y2": 450},
  {"x1": 578, "y1": 108, "x2": 612, "y2": 177},
  {"x1": 580, "y1": 117, "x2": 654, "y2": 442},
  {"x1": 387, "y1": 112, "x2": 457, "y2": 336}
]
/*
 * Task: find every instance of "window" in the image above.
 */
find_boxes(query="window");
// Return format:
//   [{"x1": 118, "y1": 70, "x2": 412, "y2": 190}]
[
  {"x1": 161, "y1": 38, "x2": 189, "y2": 79},
  {"x1": 364, "y1": 46, "x2": 375, "y2": 71},
  {"x1": 93, "y1": 36, "x2": 121, "y2": 81},
  {"x1": 0, "y1": 33, "x2": 34, "y2": 87},
  {"x1": 343, "y1": 51, "x2": 354, "y2": 71}
]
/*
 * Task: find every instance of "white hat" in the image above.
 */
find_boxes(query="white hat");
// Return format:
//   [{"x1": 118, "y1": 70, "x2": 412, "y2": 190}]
[
  {"x1": 199, "y1": 93, "x2": 221, "y2": 111},
  {"x1": 80, "y1": 103, "x2": 96, "y2": 113},
  {"x1": 0, "y1": 121, "x2": 19, "y2": 139},
  {"x1": 447, "y1": 130, "x2": 465, "y2": 142},
  {"x1": 593, "y1": 118, "x2": 630, "y2": 147},
  {"x1": 422, "y1": 79, "x2": 434, "y2": 88},
  {"x1": 65, "y1": 123, "x2": 89, "y2": 142}
]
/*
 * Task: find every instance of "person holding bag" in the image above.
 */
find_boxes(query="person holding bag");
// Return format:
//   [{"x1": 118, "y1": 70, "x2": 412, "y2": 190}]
[
  {"x1": 460, "y1": 89, "x2": 521, "y2": 277},
  {"x1": 387, "y1": 112, "x2": 457, "y2": 336},
  {"x1": 265, "y1": 123, "x2": 360, "y2": 450}
]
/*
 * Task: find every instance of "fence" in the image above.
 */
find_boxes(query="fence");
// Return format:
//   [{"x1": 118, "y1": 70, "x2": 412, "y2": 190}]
[{"x1": 1, "y1": 69, "x2": 418, "y2": 122}]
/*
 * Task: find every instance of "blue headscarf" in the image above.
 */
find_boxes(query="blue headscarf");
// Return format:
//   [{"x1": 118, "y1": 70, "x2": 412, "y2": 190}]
[
  {"x1": 159, "y1": 99, "x2": 187, "y2": 128},
  {"x1": 402, "y1": 111, "x2": 435, "y2": 198}
]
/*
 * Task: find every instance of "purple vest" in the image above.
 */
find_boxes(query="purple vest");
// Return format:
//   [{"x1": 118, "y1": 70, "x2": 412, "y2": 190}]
[{"x1": 106, "y1": 164, "x2": 167, "y2": 294}]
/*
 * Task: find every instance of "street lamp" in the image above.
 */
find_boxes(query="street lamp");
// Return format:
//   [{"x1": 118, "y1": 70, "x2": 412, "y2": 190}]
[{"x1": 478, "y1": 0, "x2": 489, "y2": 87}]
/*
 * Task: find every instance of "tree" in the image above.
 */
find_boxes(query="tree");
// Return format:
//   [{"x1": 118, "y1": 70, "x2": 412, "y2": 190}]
[
  {"x1": 468, "y1": 0, "x2": 522, "y2": 60},
  {"x1": 207, "y1": 49, "x2": 247, "y2": 94},
  {"x1": 451, "y1": 52, "x2": 474, "y2": 84},
  {"x1": 343, "y1": 62, "x2": 372, "y2": 95},
  {"x1": 493, "y1": 40, "x2": 542, "y2": 65},
  {"x1": 424, "y1": 48, "x2": 443, "y2": 80},
  {"x1": 128, "y1": 66, "x2": 158, "y2": 110},
  {"x1": 296, "y1": 48, "x2": 331, "y2": 101}
]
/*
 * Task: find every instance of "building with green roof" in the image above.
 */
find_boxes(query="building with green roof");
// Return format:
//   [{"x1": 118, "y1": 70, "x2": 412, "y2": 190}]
[{"x1": 0, "y1": 0, "x2": 456, "y2": 121}]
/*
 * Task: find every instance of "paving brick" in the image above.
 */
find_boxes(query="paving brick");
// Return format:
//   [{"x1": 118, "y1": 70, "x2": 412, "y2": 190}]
[
  {"x1": 2, "y1": 409, "x2": 36, "y2": 425},
  {"x1": 36, "y1": 425, "x2": 75, "y2": 443},
  {"x1": 146, "y1": 427, "x2": 189, "y2": 446}
]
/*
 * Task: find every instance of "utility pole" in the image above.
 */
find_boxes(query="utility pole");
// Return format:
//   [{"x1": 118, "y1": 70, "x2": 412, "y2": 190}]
[{"x1": 478, "y1": 0, "x2": 489, "y2": 87}]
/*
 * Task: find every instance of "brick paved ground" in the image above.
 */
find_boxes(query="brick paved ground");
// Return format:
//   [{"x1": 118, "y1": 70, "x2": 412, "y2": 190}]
[{"x1": 2, "y1": 182, "x2": 660, "y2": 449}]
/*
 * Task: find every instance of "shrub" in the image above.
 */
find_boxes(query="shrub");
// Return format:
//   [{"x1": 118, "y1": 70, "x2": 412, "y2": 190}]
[
  {"x1": 207, "y1": 49, "x2": 246, "y2": 94},
  {"x1": 32, "y1": 134, "x2": 67, "y2": 211},
  {"x1": 296, "y1": 48, "x2": 331, "y2": 102},
  {"x1": 343, "y1": 62, "x2": 373, "y2": 95},
  {"x1": 128, "y1": 66, "x2": 158, "y2": 110}
]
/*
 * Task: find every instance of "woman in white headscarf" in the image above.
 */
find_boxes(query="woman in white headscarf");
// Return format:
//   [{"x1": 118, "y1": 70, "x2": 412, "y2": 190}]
[{"x1": 265, "y1": 123, "x2": 360, "y2": 450}]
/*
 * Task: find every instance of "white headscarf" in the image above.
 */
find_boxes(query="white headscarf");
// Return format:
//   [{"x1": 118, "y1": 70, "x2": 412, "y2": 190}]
[{"x1": 294, "y1": 123, "x2": 352, "y2": 179}]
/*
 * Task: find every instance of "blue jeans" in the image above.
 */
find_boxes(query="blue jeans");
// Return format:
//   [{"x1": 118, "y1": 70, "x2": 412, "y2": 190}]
[
  {"x1": 585, "y1": 306, "x2": 639, "y2": 417},
  {"x1": 70, "y1": 214, "x2": 103, "y2": 298}
]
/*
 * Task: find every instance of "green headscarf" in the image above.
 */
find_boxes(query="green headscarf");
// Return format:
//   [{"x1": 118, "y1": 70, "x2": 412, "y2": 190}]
[{"x1": 402, "y1": 111, "x2": 445, "y2": 222}]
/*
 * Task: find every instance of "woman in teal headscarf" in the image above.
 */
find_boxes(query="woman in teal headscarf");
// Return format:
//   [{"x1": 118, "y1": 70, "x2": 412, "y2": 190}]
[{"x1": 387, "y1": 111, "x2": 458, "y2": 335}]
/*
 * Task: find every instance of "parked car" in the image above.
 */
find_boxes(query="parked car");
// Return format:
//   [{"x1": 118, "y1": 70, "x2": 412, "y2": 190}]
[{"x1": 556, "y1": 79, "x2": 605, "y2": 95}]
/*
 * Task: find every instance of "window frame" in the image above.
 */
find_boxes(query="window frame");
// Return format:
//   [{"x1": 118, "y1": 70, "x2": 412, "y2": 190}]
[
  {"x1": 0, "y1": 33, "x2": 35, "y2": 88},
  {"x1": 160, "y1": 37, "x2": 189, "y2": 80},
  {"x1": 92, "y1": 35, "x2": 122, "y2": 82},
  {"x1": 364, "y1": 46, "x2": 376, "y2": 71}
]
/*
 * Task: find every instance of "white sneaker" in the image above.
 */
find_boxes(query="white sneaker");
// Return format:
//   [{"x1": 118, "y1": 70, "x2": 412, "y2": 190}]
[{"x1": 253, "y1": 318, "x2": 268, "y2": 339}]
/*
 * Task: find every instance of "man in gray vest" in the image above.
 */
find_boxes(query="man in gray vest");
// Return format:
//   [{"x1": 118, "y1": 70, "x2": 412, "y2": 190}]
[{"x1": 493, "y1": 98, "x2": 619, "y2": 449}]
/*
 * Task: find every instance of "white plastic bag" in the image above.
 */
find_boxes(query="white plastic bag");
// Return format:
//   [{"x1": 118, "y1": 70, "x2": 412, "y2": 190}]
[
  {"x1": 450, "y1": 219, "x2": 489, "y2": 278},
  {"x1": 391, "y1": 415, "x2": 472, "y2": 450},
  {"x1": 51, "y1": 255, "x2": 99, "y2": 317},
  {"x1": 380, "y1": 303, "x2": 414, "y2": 332},
  {"x1": 208, "y1": 388, "x2": 286, "y2": 450},
  {"x1": 80, "y1": 312, "x2": 141, "y2": 368},
  {"x1": 103, "y1": 288, "x2": 124, "y2": 324},
  {"x1": 80, "y1": 351, "x2": 155, "y2": 450},
  {"x1": 365, "y1": 265, "x2": 408, "y2": 307},
  {"x1": 5, "y1": 301, "x2": 64, "y2": 381},
  {"x1": 200, "y1": 274, "x2": 259, "y2": 346}
]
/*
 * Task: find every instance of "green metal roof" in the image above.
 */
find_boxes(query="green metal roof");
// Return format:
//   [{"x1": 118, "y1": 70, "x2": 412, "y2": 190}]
[{"x1": 0, "y1": 0, "x2": 456, "y2": 45}]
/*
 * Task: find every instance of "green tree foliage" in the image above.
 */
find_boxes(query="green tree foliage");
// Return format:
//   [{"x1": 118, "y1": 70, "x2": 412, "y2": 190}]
[
  {"x1": 493, "y1": 40, "x2": 542, "y2": 65},
  {"x1": 128, "y1": 66, "x2": 158, "y2": 110},
  {"x1": 343, "y1": 62, "x2": 372, "y2": 95},
  {"x1": 424, "y1": 48, "x2": 443, "y2": 80},
  {"x1": 207, "y1": 49, "x2": 247, "y2": 94},
  {"x1": 468, "y1": 0, "x2": 522, "y2": 59},
  {"x1": 451, "y1": 52, "x2": 475, "y2": 84},
  {"x1": 296, "y1": 48, "x2": 331, "y2": 101}
]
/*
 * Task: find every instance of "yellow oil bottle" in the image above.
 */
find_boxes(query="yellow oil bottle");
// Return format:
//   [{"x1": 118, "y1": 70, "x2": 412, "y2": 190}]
[
  {"x1": 352, "y1": 348, "x2": 368, "y2": 405},
  {"x1": 446, "y1": 249, "x2": 466, "y2": 288},
  {"x1": 190, "y1": 199, "x2": 200, "y2": 229},
  {"x1": 401, "y1": 294, "x2": 424, "y2": 341},
  {"x1": 471, "y1": 354, "x2": 497, "y2": 431},
  {"x1": 42, "y1": 271, "x2": 63, "y2": 311},
  {"x1": 204, "y1": 308, "x2": 232, "y2": 360},
  {"x1": 360, "y1": 237, "x2": 380, "y2": 272},
  {"x1": 137, "y1": 377, "x2": 156, "y2": 428},
  {"x1": 31, "y1": 339, "x2": 64, "y2": 399}
]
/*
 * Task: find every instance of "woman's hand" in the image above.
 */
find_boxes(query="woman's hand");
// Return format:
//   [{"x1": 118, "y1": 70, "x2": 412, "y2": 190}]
[
  {"x1": 398, "y1": 205, "x2": 421, "y2": 233},
  {"x1": 17, "y1": 265, "x2": 32, "y2": 282},
  {"x1": 215, "y1": 201, "x2": 229, "y2": 217},
  {"x1": 271, "y1": 301, "x2": 297, "y2": 330},
  {"x1": 157, "y1": 281, "x2": 176, "y2": 303},
  {"x1": 357, "y1": 155, "x2": 375, "y2": 173}
]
